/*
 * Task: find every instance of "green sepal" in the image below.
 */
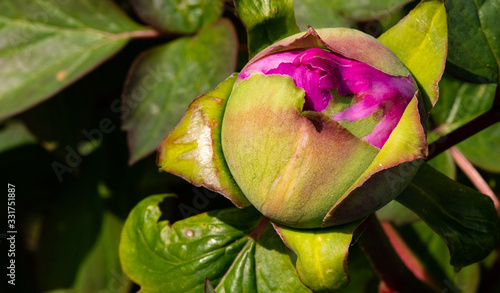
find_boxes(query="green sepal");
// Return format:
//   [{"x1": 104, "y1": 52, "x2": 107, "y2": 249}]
[
  {"x1": 126, "y1": 19, "x2": 238, "y2": 164},
  {"x1": 378, "y1": 0, "x2": 448, "y2": 114},
  {"x1": 396, "y1": 163, "x2": 500, "y2": 268},
  {"x1": 324, "y1": 94, "x2": 427, "y2": 226},
  {"x1": 157, "y1": 74, "x2": 250, "y2": 208},
  {"x1": 273, "y1": 220, "x2": 362, "y2": 292}
]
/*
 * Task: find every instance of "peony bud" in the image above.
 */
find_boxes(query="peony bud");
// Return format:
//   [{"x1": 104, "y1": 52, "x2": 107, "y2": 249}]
[{"x1": 158, "y1": 27, "x2": 428, "y2": 229}]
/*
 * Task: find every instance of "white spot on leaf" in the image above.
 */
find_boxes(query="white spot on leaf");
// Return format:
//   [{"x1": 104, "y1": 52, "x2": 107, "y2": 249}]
[{"x1": 184, "y1": 229, "x2": 194, "y2": 238}]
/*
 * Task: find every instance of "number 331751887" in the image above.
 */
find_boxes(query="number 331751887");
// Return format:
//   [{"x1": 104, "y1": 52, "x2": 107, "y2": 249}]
[{"x1": 8, "y1": 184, "x2": 15, "y2": 226}]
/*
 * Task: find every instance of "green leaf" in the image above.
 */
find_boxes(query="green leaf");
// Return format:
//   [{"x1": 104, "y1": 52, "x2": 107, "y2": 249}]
[
  {"x1": 122, "y1": 19, "x2": 237, "y2": 164},
  {"x1": 215, "y1": 224, "x2": 312, "y2": 293},
  {"x1": 432, "y1": 74, "x2": 496, "y2": 129},
  {"x1": 332, "y1": 0, "x2": 413, "y2": 21},
  {"x1": 130, "y1": 0, "x2": 224, "y2": 34},
  {"x1": 253, "y1": 225, "x2": 312, "y2": 293},
  {"x1": 293, "y1": 0, "x2": 412, "y2": 32},
  {"x1": 399, "y1": 221, "x2": 481, "y2": 293},
  {"x1": 376, "y1": 200, "x2": 420, "y2": 226},
  {"x1": 157, "y1": 74, "x2": 250, "y2": 208},
  {"x1": 445, "y1": 0, "x2": 500, "y2": 83},
  {"x1": 273, "y1": 221, "x2": 361, "y2": 292},
  {"x1": 234, "y1": 0, "x2": 300, "y2": 58},
  {"x1": 73, "y1": 212, "x2": 131, "y2": 293},
  {"x1": 426, "y1": 148, "x2": 456, "y2": 178},
  {"x1": 119, "y1": 195, "x2": 310, "y2": 293},
  {"x1": 378, "y1": 0, "x2": 447, "y2": 113},
  {"x1": 396, "y1": 163, "x2": 500, "y2": 268},
  {"x1": 0, "y1": 0, "x2": 148, "y2": 120},
  {"x1": 293, "y1": 0, "x2": 352, "y2": 30},
  {"x1": 456, "y1": 124, "x2": 500, "y2": 173},
  {"x1": 431, "y1": 74, "x2": 500, "y2": 172},
  {"x1": 0, "y1": 119, "x2": 36, "y2": 153}
]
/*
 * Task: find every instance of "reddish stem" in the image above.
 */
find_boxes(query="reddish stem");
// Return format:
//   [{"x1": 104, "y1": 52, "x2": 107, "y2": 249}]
[
  {"x1": 357, "y1": 214, "x2": 438, "y2": 293},
  {"x1": 449, "y1": 147, "x2": 500, "y2": 216},
  {"x1": 250, "y1": 217, "x2": 270, "y2": 239},
  {"x1": 381, "y1": 221, "x2": 439, "y2": 289}
]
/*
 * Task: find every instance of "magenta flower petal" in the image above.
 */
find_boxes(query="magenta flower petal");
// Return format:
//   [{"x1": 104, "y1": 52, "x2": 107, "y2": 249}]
[{"x1": 239, "y1": 47, "x2": 417, "y2": 148}]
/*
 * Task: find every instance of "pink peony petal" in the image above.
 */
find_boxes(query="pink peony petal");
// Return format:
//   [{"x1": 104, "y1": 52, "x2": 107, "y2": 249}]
[{"x1": 239, "y1": 48, "x2": 417, "y2": 148}]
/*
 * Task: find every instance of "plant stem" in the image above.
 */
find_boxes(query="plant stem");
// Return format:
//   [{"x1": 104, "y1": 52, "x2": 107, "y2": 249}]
[
  {"x1": 427, "y1": 83, "x2": 500, "y2": 161},
  {"x1": 112, "y1": 29, "x2": 175, "y2": 40},
  {"x1": 449, "y1": 146, "x2": 500, "y2": 216},
  {"x1": 380, "y1": 221, "x2": 439, "y2": 289},
  {"x1": 357, "y1": 214, "x2": 438, "y2": 293},
  {"x1": 127, "y1": 29, "x2": 162, "y2": 39}
]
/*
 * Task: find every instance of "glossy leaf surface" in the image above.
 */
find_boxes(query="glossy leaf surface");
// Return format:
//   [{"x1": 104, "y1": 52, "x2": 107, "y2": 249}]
[
  {"x1": 122, "y1": 20, "x2": 237, "y2": 164},
  {"x1": 234, "y1": 0, "x2": 300, "y2": 58},
  {"x1": 0, "y1": 0, "x2": 147, "y2": 120},
  {"x1": 119, "y1": 194, "x2": 311, "y2": 292},
  {"x1": 274, "y1": 221, "x2": 361, "y2": 292},
  {"x1": 396, "y1": 163, "x2": 500, "y2": 268},
  {"x1": 378, "y1": 0, "x2": 447, "y2": 113},
  {"x1": 432, "y1": 74, "x2": 497, "y2": 128},
  {"x1": 445, "y1": 0, "x2": 500, "y2": 83},
  {"x1": 130, "y1": 0, "x2": 224, "y2": 34}
]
